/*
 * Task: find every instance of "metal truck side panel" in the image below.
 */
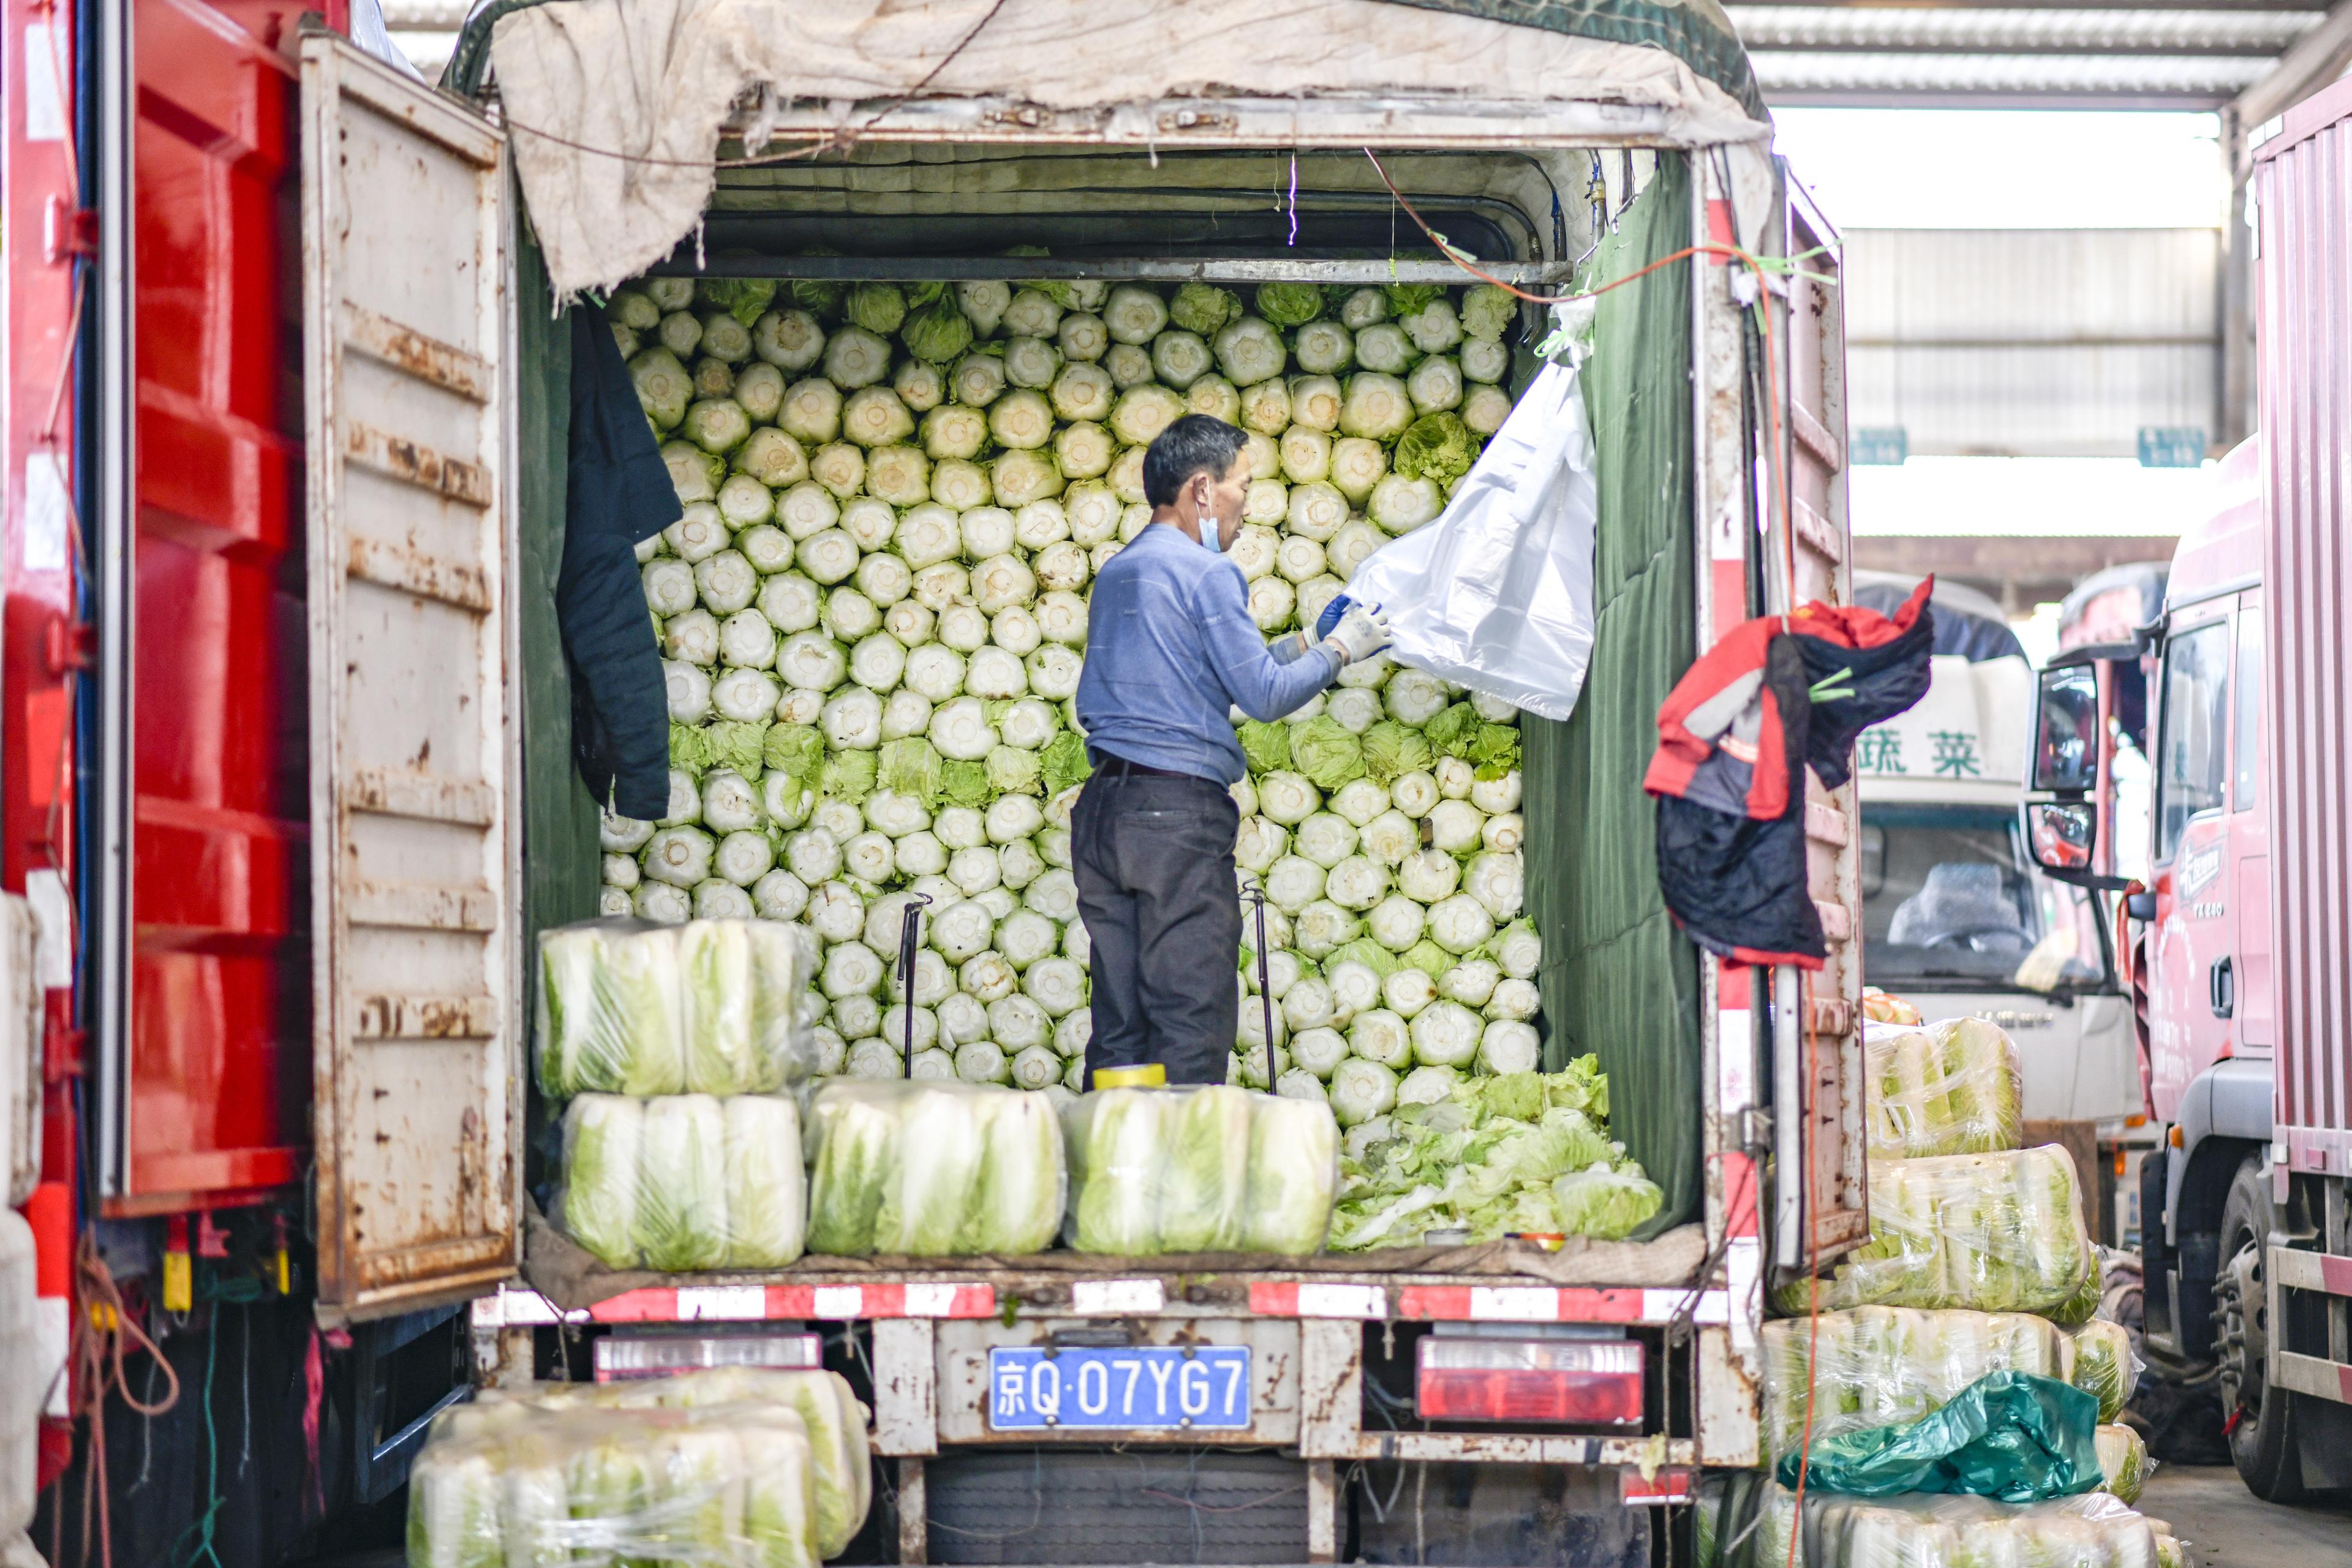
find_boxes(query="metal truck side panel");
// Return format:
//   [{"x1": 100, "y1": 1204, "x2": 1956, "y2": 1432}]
[
  {"x1": 2253, "y1": 76, "x2": 2352, "y2": 1174},
  {"x1": 301, "y1": 37, "x2": 522, "y2": 1317}
]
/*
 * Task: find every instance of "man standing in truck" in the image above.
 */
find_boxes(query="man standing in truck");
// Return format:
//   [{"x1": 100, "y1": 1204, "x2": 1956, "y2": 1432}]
[{"x1": 1072, "y1": 415, "x2": 1391, "y2": 1088}]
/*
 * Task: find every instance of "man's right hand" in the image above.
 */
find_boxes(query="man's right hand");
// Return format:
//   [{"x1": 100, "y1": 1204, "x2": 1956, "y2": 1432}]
[{"x1": 1322, "y1": 603, "x2": 1392, "y2": 665}]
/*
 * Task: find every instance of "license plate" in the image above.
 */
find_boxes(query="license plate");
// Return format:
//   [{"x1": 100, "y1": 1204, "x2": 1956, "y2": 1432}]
[{"x1": 987, "y1": 1345, "x2": 1251, "y2": 1431}]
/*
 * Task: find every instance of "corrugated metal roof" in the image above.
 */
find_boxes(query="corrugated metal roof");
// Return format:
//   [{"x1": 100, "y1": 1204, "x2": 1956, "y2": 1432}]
[
  {"x1": 1844, "y1": 228, "x2": 2222, "y2": 458},
  {"x1": 1725, "y1": 0, "x2": 2343, "y2": 108}
]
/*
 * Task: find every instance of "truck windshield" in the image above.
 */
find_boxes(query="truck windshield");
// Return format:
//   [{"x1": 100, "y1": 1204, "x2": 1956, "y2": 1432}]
[{"x1": 1860, "y1": 804, "x2": 2109, "y2": 992}]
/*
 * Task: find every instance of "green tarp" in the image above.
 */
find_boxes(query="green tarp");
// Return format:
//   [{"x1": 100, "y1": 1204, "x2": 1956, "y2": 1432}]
[
  {"x1": 1373, "y1": 0, "x2": 1763, "y2": 121},
  {"x1": 514, "y1": 204, "x2": 605, "y2": 1014},
  {"x1": 1525, "y1": 153, "x2": 1702, "y2": 1242}
]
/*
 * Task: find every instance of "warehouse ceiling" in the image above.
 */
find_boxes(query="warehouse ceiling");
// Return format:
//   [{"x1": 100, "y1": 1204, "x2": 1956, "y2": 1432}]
[{"x1": 1724, "y1": 0, "x2": 2352, "y2": 115}]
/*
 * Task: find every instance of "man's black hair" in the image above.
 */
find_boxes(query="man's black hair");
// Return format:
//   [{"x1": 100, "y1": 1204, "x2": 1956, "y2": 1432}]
[{"x1": 1142, "y1": 415, "x2": 1250, "y2": 508}]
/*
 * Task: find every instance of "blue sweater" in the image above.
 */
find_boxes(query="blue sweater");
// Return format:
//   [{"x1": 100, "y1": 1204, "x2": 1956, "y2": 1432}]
[{"x1": 1076, "y1": 524, "x2": 1340, "y2": 784}]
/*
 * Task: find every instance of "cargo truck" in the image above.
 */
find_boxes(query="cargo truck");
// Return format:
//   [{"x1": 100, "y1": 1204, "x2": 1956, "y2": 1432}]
[
  {"x1": 3, "y1": 2, "x2": 1869, "y2": 1558},
  {"x1": 2022, "y1": 74, "x2": 2352, "y2": 1504}
]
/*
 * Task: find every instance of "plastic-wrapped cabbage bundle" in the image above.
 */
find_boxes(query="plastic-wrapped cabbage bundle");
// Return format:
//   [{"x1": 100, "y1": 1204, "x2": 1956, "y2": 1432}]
[
  {"x1": 2095, "y1": 1423, "x2": 2148, "y2": 1504},
  {"x1": 1759, "y1": 1307, "x2": 2075, "y2": 1464},
  {"x1": 1061, "y1": 1086, "x2": 1340, "y2": 1255},
  {"x1": 1864, "y1": 1018, "x2": 2024, "y2": 1159},
  {"x1": 1755, "y1": 1486, "x2": 2181, "y2": 1568},
  {"x1": 537, "y1": 918, "x2": 818, "y2": 1097},
  {"x1": 804, "y1": 1080, "x2": 1063, "y2": 1256},
  {"x1": 553, "y1": 1092, "x2": 806, "y2": 1271},
  {"x1": 406, "y1": 1401, "x2": 826, "y2": 1568},
  {"x1": 1779, "y1": 1147, "x2": 2096, "y2": 1319},
  {"x1": 2070, "y1": 1320, "x2": 2140, "y2": 1424},
  {"x1": 478, "y1": 1366, "x2": 873, "y2": 1557}
]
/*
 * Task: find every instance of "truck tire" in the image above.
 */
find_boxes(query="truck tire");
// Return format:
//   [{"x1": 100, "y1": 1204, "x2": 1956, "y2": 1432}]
[
  {"x1": 922, "y1": 1449, "x2": 1310, "y2": 1565},
  {"x1": 2215, "y1": 1158, "x2": 2305, "y2": 1502}
]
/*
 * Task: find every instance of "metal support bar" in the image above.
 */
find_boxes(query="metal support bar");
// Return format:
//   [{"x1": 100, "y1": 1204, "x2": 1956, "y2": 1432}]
[
  {"x1": 643, "y1": 255, "x2": 1569, "y2": 285},
  {"x1": 1772, "y1": 966, "x2": 1806, "y2": 1272},
  {"x1": 1306, "y1": 1458, "x2": 1338, "y2": 1563},
  {"x1": 897, "y1": 1457, "x2": 929, "y2": 1566}
]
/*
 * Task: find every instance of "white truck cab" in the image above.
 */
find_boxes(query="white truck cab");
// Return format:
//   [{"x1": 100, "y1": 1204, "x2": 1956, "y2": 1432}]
[{"x1": 1853, "y1": 576, "x2": 2139, "y2": 1141}]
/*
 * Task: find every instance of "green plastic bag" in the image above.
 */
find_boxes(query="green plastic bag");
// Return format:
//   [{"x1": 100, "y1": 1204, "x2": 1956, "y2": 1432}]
[{"x1": 1772, "y1": 1370, "x2": 2103, "y2": 1503}]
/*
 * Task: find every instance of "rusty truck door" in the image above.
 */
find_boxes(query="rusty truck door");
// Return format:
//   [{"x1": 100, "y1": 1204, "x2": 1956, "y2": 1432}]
[{"x1": 299, "y1": 35, "x2": 521, "y2": 1319}]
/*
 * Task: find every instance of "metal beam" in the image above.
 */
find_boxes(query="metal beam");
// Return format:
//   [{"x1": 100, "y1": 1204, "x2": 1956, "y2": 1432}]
[
  {"x1": 1752, "y1": 48, "x2": 2272, "y2": 104},
  {"x1": 1727, "y1": 7, "x2": 2320, "y2": 55},
  {"x1": 2234, "y1": 0, "x2": 2352, "y2": 123}
]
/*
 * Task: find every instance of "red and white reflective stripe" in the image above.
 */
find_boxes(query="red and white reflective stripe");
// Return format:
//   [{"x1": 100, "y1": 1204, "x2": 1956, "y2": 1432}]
[
  {"x1": 470, "y1": 1281, "x2": 997, "y2": 1326},
  {"x1": 1248, "y1": 1281, "x2": 1386, "y2": 1319},
  {"x1": 1396, "y1": 1285, "x2": 1728, "y2": 1326}
]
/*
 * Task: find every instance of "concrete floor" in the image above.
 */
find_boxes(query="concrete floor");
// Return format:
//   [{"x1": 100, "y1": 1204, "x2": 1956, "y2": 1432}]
[{"x1": 2139, "y1": 1462, "x2": 2352, "y2": 1568}]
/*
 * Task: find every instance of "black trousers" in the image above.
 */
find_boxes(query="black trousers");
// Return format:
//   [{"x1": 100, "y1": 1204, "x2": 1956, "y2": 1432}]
[{"x1": 1072, "y1": 769, "x2": 1241, "y2": 1087}]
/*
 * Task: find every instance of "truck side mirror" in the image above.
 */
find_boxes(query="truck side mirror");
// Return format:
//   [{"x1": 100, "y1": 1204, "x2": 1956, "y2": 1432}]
[
  {"x1": 2026, "y1": 801, "x2": 2097, "y2": 873},
  {"x1": 2032, "y1": 664, "x2": 2101, "y2": 793}
]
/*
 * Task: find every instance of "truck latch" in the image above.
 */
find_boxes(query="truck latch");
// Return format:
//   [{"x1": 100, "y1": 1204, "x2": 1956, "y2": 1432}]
[
  {"x1": 43, "y1": 619, "x2": 94, "y2": 675},
  {"x1": 43, "y1": 196, "x2": 97, "y2": 265}
]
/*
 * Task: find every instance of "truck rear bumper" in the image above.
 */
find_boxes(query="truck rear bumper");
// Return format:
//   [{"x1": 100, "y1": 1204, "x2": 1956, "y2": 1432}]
[{"x1": 2270, "y1": 1243, "x2": 2352, "y2": 1405}]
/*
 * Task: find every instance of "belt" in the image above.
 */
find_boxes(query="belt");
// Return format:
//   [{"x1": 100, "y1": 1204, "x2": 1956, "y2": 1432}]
[{"x1": 1091, "y1": 755, "x2": 1192, "y2": 780}]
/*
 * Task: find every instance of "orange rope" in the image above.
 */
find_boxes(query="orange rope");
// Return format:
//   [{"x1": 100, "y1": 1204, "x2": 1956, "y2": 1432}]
[{"x1": 72, "y1": 1236, "x2": 181, "y2": 1568}]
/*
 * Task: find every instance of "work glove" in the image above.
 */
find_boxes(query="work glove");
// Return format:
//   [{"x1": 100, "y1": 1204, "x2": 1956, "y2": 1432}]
[
  {"x1": 1322, "y1": 603, "x2": 1392, "y2": 665},
  {"x1": 1313, "y1": 592, "x2": 1355, "y2": 641}
]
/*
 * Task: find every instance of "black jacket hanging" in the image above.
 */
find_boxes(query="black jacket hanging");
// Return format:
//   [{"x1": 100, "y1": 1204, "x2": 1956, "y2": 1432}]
[
  {"x1": 559, "y1": 307, "x2": 679, "y2": 823},
  {"x1": 1646, "y1": 581, "x2": 1937, "y2": 968}
]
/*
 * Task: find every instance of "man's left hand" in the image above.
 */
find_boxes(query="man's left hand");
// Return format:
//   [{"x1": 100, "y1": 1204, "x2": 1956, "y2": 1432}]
[{"x1": 1323, "y1": 603, "x2": 1392, "y2": 665}]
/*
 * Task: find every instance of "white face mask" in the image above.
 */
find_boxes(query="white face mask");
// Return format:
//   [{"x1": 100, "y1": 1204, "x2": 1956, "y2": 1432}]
[{"x1": 1194, "y1": 480, "x2": 1227, "y2": 555}]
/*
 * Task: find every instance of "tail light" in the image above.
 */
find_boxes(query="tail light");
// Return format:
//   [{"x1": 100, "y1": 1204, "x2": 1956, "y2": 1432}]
[
  {"x1": 1413, "y1": 1335, "x2": 1644, "y2": 1425},
  {"x1": 595, "y1": 1332, "x2": 823, "y2": 1381}
]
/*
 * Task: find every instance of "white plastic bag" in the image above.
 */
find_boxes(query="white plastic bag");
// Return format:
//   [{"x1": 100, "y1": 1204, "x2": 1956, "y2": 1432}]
[{"x1": 1345, "y1": 317, "x2": 1596, "y2": 720}]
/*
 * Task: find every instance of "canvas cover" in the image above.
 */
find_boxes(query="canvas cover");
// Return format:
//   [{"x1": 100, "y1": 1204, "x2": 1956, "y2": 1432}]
[{"x1": 471, "y1": 0, "x2": 1769, "y2": 295}]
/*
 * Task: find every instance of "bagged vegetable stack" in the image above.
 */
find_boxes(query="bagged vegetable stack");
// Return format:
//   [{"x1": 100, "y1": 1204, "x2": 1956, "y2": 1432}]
[
  {"x1": 1327, "y1": 1063, "x2": 1661, "y2": 1248},
  {"x1": 538, "y1": 919, "x2": 820, "y2": 1271},
  {"x1": 804, "y1": 1079, "x2": 1065, "y2": 1256},
  {"x1": 1759, "y1": 1308, "x2": 2142, "y2": 1464},
  {"x1": 597, "y1": 272, "x2": 1545, "y2": 1115},
  {"x1": 1061, "y1": 1085, "x2": 1339, "y2": 1255},
  {"x1": 1779, "y1": 1145, "x2": 2098, "y2": 1319},
  {"x1": 1749, "y1": 1488, "x2": 2183, "y2": 1568},
  {"x1": 408, "y1": 1366, "x2": 872, "y2": 1567},
  {"x1": 1863, "y1": 1017, "x2": 2024, "y2": 1158}
]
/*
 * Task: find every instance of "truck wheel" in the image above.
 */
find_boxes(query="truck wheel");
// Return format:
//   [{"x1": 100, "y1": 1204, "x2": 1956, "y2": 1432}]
[{"x1": 2215, "y1": 1158, "x2": 2305, "y2": 1502}]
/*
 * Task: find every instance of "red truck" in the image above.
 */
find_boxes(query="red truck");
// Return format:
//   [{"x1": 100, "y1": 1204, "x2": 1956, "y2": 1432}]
[
  {"x1": 5, "y1": 1, "x2": 1879, "y2": 1560},
  {"x1": 2024, "y1": 74, "x2": 2352, "y2": 1502}
]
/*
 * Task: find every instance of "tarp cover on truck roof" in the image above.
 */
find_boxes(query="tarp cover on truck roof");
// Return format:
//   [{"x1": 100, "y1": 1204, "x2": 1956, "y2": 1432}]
[{"x1": 462, "y1": 0, "x2": 1770, "y2": 295}]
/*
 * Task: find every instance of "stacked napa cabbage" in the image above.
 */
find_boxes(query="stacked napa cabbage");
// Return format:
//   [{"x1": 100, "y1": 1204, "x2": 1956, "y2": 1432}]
[
  {"x1": 597, "y1": 271, "x2": 1544, "y2": 1113},
  {"x1": 804, "y1": 1079, "x2": 1064, "y2": 1256},
  {"x1": 1759, "y1": 1308, "x2": 2142, "y2": 1465},
  {"x1": 556, "y1": 1091, "x2": 807, "y2": 1271},
  {"x1": 1863, "y1": 1017, "x2": 2024, "y2": 1159},
  {"x1": 1751, "y1": 1485, "x2": 2183, "y2": 1568},
  {"x1": 1776, "y1": 1147, "x2": 2099, "y2": 1320},
  {"x1": 1327, "y1": 1062, "x2": 1659, "y2": 1248},
  {"x1": 537, "y1": 918, "x2": 818, "y2": 1096},
  {"x1": 407, "y1": 1366, "x2": 872, "y2": 1568},
  {"x1": 1060, "y1": 1085, "x2": 1339, "y2": 1255}
]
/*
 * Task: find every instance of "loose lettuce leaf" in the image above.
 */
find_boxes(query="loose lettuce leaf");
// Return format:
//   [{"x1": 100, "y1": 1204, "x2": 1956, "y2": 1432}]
[
  {"x1": 764, "y1": 723, "x2": 826, "y2": 782},
  {"x1": 1360, "y1": 720, "x2": 1433, "y2": 786},
  {"x1": 820, "y1": 749, "x2": 878, "y2": 803},
  {"x1": 706, "y1": 718, "x2": 771, "y2": 778},
  {"x1": 1289, "y1": 716, "x2": 1367, "y2": 790},
  {"x1": 879, "y1": 737, "x2": 944, "y2": 807},
  {"x1": 1550, "y1": 1167, "x2": 1664, "y2": 1241},
  {"x1": 1039, "y1": 731, "x2": 1092, "y2": 797},
  {"x1": 940, "y1": 760, "x2": 993, "y2": 810},
  {"x1": 1237, "y1": 719, "x2": 1292, "y2": 775},
  {"x1": 671, "y1": 721, "x2": 716, "y2": 777}
]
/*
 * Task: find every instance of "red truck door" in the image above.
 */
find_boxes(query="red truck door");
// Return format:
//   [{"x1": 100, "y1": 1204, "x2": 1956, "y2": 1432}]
[
  {"x1": 298, "y1": 37, "x2": 522, "y2": 1319},
  {"x1": 92, "y1": 0, "x2": 325, "y2": 1212}
]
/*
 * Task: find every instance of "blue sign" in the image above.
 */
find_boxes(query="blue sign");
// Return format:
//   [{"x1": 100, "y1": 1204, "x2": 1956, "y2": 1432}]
[
  {"x1": 2137, "y1": 428, "x2": 2207, "y2": 468},
  {"x1": 1851, "y1": 427, "x2": 1909, "y2": 467},
  {"x1": 987, "y1": 1346, "x2": 1251, "y2": 1430}
]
